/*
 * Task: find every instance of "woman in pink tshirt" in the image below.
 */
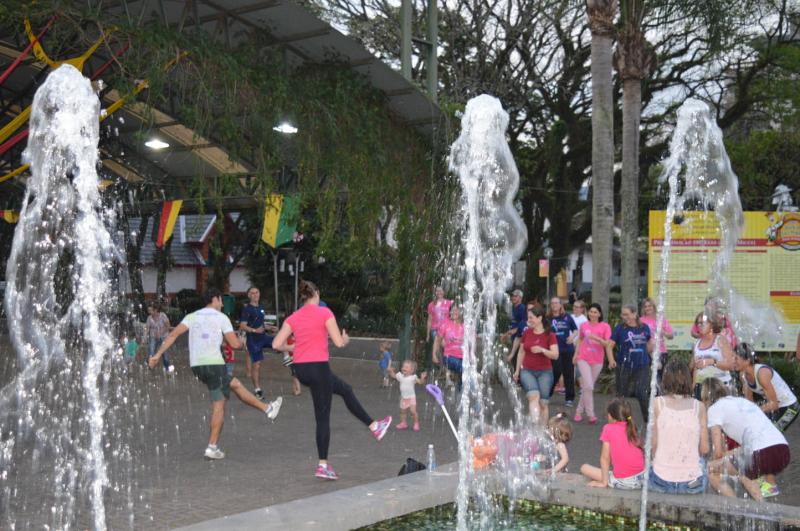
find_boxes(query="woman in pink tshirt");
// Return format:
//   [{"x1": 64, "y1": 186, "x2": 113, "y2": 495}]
[
  {"x1": 433, "y1": 304, "x2": 465, "y2": 390},
  {"x1": 640, "y1": 297, "x2": 674, "y2": 383},
  {"x1": 573, "y1": 303, "x2": 613, "y2": 424},
  {"x1": 272, "y1": 280, "x2": 392, "y2": 481}
]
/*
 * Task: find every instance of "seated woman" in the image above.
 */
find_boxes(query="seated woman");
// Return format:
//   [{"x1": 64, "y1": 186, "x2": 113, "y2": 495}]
[
  {"x1": 734, "y1": 343, "x2": 799, "y2": 433},
  {"x1": 701, "y1": 378, "x2": 791, "y2": 500},
  {"x1": 649, "y1": 359, "x2": 709, "y2": 494}
]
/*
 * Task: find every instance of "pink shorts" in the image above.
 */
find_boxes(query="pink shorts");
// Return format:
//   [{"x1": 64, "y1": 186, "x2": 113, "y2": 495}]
[{"x1": 400, "y1": 397, "x2": 417, "y2": 410}]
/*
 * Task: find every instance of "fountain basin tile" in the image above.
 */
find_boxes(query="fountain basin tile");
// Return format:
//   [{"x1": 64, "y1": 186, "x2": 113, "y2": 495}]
[{"x1": 174, "y1": 463, "x2": 800, "y2": 530}]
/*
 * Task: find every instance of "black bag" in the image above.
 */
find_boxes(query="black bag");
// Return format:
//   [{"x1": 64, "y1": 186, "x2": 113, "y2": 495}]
[{"x1": 398, "y1": 457, "x2": 426, "y2": 476}]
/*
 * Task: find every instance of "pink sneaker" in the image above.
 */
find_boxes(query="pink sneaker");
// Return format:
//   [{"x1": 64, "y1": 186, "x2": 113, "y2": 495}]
[
  {"x1": 371, "y1": 415, "x2": 392, "y2": 441},
  {"x1": 588, "y1": 416, "x2": 598, "y2": 424},
  {"x1": 413, "y1": 422, "x2": 420, "y2": 432},
  {"x1": 574, "y1": 414, "x2": 582, "y2": 423},
  {"x1": 396, "y1": 422, "x2": 408, "y2": 430},
  {"x1": 315, "y1": 464, "x2": 338, "y2": 480}
]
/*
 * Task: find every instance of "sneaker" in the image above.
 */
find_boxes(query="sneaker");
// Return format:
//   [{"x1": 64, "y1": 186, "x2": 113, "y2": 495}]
[
  {"x1": 204, "y1": 446, "x2": 225, "y2": 460},
  {"x1": 565, "y1": 400, "x2": 574, "y2": 408},
  {"x1": 371, "y1": 415, "x2": 392, "y2": 441},
  {"x1": 266, "y1": 397, "x2": 283, "y2": 421},
  {"x1": 396, "y1": 422, "x2": 408, "y2": 430},
  {"x1": 759, "y1": 479, "x2": 780, "y2": 498},
  {"x1": 315, "y1": 464, "x2": 339, "y2": 480},
  {"x1": 588, "y1": 416, "x2": 598, "y2": 424},
  {"x1": 413, "y1": 422, "x2": 420, "y2": 432},
  {"x1": 574, "y1": 414, "x2": 582, "y2": 423},
  {"x1": 255, "y1": 388, "x2": 264, "y2": 400},
  {"x1": 167, "y1": 365, "x2": 176, "y2": 374}
]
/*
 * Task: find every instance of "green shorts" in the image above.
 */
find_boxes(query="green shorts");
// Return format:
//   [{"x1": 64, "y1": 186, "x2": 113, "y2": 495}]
[{"x1": 191, "y1": 365, "x2": 232, "y2": 401}]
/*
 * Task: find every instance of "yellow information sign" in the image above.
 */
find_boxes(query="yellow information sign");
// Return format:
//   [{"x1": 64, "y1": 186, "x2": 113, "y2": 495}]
[{"x1": 648, "y1": 210, "x2": 800, "y2": 351}]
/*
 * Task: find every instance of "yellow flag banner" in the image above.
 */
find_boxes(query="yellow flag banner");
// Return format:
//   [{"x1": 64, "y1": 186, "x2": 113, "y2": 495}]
[
  {"x1": 261, "y1": 194, "x2": 299, "y2": 248},
  {"x1": 0, "y1": 210, "x2": 19, "y2": 223}
]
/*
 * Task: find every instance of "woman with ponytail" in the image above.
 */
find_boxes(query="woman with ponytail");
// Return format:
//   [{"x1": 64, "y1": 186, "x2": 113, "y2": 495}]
[
  {"x1": 272, "y1": 280, "x2": 392, "y2": 481},
  {"x1": 734, "y1": 343, "x2": 798, "y2": 432},
  {"x1": 580, "y1": 398, "x2": 645, "y2": 489}
]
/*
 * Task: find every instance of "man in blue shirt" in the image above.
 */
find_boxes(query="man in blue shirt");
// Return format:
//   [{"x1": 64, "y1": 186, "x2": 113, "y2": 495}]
[
  {"x1": 610, "y1": 304, "x2": 654, "y2": 422},
  {"x1": 239, "y1": 286, "x2": 278, "y2": 399}
]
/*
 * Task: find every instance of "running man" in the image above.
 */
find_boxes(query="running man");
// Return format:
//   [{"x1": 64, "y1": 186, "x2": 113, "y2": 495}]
[
  {"x1": 239, "y1": 286, "x2": 278, "y2": 399},
  {"x1": 149, "y1": 288, "x2": 282, "y2": 460}
]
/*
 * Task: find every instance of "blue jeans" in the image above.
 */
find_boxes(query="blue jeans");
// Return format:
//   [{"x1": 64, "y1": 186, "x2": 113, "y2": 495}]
[
  {"x1": 148, "y1": 337, "x2": 170, "y2": 368},
  {"x1": 520, "y1": 369, "x2": 554, "y2": 401},
  {"x1": 648, "y1": 468, "x2": 707, "y2": 494}
]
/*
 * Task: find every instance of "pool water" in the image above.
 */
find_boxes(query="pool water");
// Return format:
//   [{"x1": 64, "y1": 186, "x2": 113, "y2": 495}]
[{"x1": 357, "y1": 500, "x2": 696, "y2": 530}]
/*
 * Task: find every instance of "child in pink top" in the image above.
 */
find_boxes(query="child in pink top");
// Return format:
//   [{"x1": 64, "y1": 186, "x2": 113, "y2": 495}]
[
  {"x1": 580, "y1": 398, "x2": 645, "y2": 489},
  {"x1": 573, "y1": 303, "x2": 613, "y2": 423},
  {"x1": 433, "y1": 305, "x2": 465, "y2": 391}
]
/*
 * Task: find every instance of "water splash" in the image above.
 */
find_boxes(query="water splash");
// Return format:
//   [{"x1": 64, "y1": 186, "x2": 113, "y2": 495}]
[
  {"x1": 449, "y1": 94, "x2": 558, "y2": 529},
  {"x1": 657, "y1": 99, "x2": 783, "y2": 346},
  {"x1": 640, "y1": 99, "x2": 784, "y2": 529},
  {"x1": 1, "y1": 64, "x2": 122, "y2": 530}
]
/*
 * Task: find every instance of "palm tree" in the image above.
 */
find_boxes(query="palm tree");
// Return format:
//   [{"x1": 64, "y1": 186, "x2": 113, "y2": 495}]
[
  {"x1": 615, "y1": 0, "x2": 655, "y2": 307},
  {"x1": 586, "y1": 0, "x2": 617, "y2": 314}
]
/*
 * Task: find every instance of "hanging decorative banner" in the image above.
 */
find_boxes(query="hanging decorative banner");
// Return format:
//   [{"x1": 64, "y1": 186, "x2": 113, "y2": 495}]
[
  {"x1": 538, "y1": 259, "x2": 549, "y2": 278},
  {"x1": 152, "y1": 200, "x2": 183, "y2": 248},
  {"x1": 262, "y1": 193, "x2": 299, "y2": 248},
  {"x1": 0, "y1": 210, "x2": 19, "y2": 223}
]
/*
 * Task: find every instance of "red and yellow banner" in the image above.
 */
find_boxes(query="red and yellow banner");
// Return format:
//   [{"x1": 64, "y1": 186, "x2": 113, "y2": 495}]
[
  {"x1": 152, "y1": 200, "x2": 182, "y2": 248},
  {"x1": 0, "y1": 210, "x2": 19, "y2": 223}
]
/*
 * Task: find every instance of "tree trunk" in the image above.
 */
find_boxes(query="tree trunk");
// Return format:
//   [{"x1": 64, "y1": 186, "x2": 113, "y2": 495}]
[
  {"x1": 615, "y1": 14, "x2": 655, "y2": 307},
  {"x1": 587, "y1": 0, "x2": 617, "y2": 315},
  {"x1": 620, "y1": 77, "x2": 641, "y2": 306}
]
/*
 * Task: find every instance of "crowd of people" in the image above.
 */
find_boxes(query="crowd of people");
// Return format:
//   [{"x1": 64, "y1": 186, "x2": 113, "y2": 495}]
[
  {"x1": 141, "y1": 281, "x2": 798, "y2": 499},
  {"x1": 424, "y1": 286, "x2": 798, "y2": 501}
]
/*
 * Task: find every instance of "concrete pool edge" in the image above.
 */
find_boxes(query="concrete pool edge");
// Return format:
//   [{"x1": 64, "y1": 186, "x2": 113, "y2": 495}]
[{"x1": 174, "y1": 463, "x2": 800, "y2": 530}]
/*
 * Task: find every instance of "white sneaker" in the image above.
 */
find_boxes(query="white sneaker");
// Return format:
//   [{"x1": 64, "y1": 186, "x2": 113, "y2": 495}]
[
  {"x1": 204, "y1": 446, "x2": 225, "y2": 460},
  {"x1": 266, "y1": 396, "x2": 283, "y2": 421},
  {"x1": 167, "y1": 365, "x2": 175, "y2": 374}
]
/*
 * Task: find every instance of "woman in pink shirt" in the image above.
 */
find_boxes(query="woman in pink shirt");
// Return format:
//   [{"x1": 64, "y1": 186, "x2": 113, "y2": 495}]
[
  {"x1": 433, "y1": 304, "x2": 465, "y2": 390},
  {"x1": 273, "y1": 280, "x2": 392, "y2": 481},
  {"x1": 640, "y1": 297, "x2": 674, "y2": 383},
  {"x1": 573, "y1": 303, "x2": 613, "y2": 424}
]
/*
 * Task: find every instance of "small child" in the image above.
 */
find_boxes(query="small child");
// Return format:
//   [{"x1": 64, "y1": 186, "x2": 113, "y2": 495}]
[
  {"x1": 388, "y1": 360, "x2": 427, "y2": 431},
  {"x1": 547, "y1": 413, "x2": 572, "y2": 473},
  {"x1": 580, "y1": 398, "x2": 644, "y2": 489},
  {"x1": 379, "y1": 341, "x2": 393, "y2": 387}
]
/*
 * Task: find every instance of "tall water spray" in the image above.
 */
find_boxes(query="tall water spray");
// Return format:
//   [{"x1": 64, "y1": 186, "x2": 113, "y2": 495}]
[
  {"x1": 639, "y1": 99, "x2": 785, "y2": 529},
  {"x1": 448, "y1": 95, "x2": 533, "y2": 529},
  {"x1": 1, "y1": 64, "x2": 121, "y2": 530}
]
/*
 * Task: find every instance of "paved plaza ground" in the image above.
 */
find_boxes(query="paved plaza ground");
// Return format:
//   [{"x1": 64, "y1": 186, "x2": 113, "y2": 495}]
[{"x1": 2, "y1": 335, "x2": 800, "y2": 529}]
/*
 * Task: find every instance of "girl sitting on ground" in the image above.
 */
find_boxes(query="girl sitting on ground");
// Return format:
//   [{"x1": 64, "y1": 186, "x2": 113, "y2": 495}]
[
  {"x1": 388, "y1": 360, "x2": 427, "y2": 431},
  {"x1": 701, "y1": 377, "x2": 790, "y2": 500},
  {"x1": 547, "y1": 413, "x2": 572, "y2": 473},
  {"x1": 580, "y1": 398, "x2": 645, "y2": 489},
  {"x1": 649, "y1": 359, "x2": 709, "y2": 494},
  {"x1": 734, "y1": 343, "x2": 799, "y2": 433}
]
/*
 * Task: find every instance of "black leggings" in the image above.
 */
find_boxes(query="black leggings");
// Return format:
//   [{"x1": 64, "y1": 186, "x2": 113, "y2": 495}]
[{"x1": 293, "y1": 361, "x2": 373, "y2": 460}]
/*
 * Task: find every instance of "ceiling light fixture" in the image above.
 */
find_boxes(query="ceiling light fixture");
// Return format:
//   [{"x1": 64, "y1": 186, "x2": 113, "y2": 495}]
[
  {"x1": 272, "y1": 122, "x2": 298, "y2": 134},
  {"x1": 145, "y1": 139, "x2": 170, "y2": 150}
]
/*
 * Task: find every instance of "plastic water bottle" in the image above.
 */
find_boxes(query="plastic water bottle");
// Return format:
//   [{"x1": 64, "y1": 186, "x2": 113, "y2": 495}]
[{"x1": 427, "y1": 444, "x2": 436, "y2": 473}]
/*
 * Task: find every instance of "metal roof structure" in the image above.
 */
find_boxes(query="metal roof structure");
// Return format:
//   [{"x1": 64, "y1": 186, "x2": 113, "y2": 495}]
[{"x1": 0, "y1": 0, "x2": 443, "y2": 210}]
